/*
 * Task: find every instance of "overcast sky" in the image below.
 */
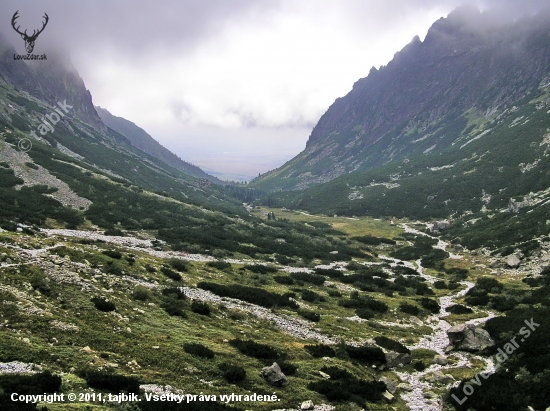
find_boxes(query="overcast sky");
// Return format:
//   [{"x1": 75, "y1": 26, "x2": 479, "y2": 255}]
[{"x1": 1, "y1": 0, "x2": 549, "y2": 180}]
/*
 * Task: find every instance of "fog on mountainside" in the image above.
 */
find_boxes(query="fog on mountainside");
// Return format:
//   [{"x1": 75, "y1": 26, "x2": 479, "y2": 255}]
[{"x1": 0, "y1": 4, "x2": 549, "y2": 411}]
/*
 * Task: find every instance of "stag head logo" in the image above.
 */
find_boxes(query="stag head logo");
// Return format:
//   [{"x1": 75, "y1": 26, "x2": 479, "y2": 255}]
[{"x1": 11, "y1": 11, "x2": 49, "y2": 54}]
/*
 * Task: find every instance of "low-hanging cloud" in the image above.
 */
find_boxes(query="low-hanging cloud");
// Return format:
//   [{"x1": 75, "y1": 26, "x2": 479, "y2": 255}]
[{"x1": 1, "y1": 0, "x2": 549, "y2": 177}]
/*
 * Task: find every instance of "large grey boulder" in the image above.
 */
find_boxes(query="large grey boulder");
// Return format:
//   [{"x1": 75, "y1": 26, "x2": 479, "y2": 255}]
[
  {"x1": 506, "y1": 253, "x2": 521, "y2": 268},
  {"x1": 384, "y1": 351, "x2": 412, "y2": 368},
  {"x1": 260, "y1": 362, "x2": 289, "y2": 386},
  {"x1": 434, "y1": 355, "x2": 448, "y2": 365},
  {"x1": 382, "y1": 391, "x2": 395, "y2": 403},
  {"x1": 319, "y1": 371, "x2": 330, "y2": 379},
  {"x1": 300, "y1": 400, "x2": 314, "y2": 410},
  {"x1": 447, "y1": 324, "x2": 494, "y2": 352},
  {"x1": 431, "y1": 221, "x2": 450, "y2": 232},
  {"x1": 379, "y1": 376, "x2": 397, "y2": 394},
  {"x1": 424, "y1": 370, "x2": 455, "y2": 384},
  {"x1": 397, "y1": 382, "x2": 413, "y2": 391}
]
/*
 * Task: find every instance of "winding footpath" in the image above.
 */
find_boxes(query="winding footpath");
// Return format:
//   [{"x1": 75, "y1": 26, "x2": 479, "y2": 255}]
[{"x1": 391, "y1": 225, "x2": 496, "y2": 411}]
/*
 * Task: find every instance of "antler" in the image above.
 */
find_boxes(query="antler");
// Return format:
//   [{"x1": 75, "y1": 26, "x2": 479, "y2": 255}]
[
  {"x1": 11, "y1": 11, "x2": 26, "y2": 37},
  {"x1": 11, "y1": 11, "x2": 49, "y2": 40},
  {"x1": 30, "y1": 13, "x2": 49, "y2": 39}
]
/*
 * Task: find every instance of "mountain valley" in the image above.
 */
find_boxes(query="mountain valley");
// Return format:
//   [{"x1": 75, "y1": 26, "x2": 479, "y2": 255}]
[{"x1": 0, "y1": 5, "x2": 549, "y2": 411}]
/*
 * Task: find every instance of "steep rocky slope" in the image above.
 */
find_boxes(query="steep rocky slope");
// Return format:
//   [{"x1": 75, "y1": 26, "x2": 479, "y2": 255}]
[
  {"x1": 253, "y1": 6, "x2": 550, "y2": 191},
  {"x1": 95, "y1": 106, "x2": 221, "y2": 183}
]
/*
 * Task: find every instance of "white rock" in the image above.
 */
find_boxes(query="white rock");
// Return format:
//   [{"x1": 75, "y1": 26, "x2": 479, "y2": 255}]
[{"x1": 300, "y1": 400, "x2": 314, "y2": 410}]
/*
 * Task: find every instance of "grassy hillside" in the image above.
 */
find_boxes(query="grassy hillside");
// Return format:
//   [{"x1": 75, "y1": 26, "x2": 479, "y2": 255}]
[
  {"x1": 95, "y1": 106, "x2": 220, "y2": 184},
  {"x1": 0, "y1": 209, "x2": 547, "y2": 411},
  {"x1": 261, "y1": 86, "x2": 550, "y2": 251}
]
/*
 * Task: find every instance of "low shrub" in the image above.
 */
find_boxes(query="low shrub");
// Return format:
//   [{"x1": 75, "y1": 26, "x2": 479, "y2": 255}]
[
  {"x1": 229, "y1": 339, "x2": 279, "y2": 360},
  {"x1": 447, "y1": 304, "x2": 473, "y2": 314},
  {"x1": 314, "y1": 268, "x2": 344, "y2": 279},
  {"x1": 132, "y1": 286, "x2": 151, "y2": 301},
  {"x1": 374, "y1": 336, "x2": 410, "y2": 354},
  {"x1": 301, "y1": 289, "x2": 325, "y2": 303},
  {"x1": 91, "y1": 297, "x2": 115, "y2": 312},
  {"x1": 433, "y1": 280, "x2": 447, "y2": 289},
  {"x1": 162, "y1": 287, "x2": 185, "y2": 300},
  {"x1": 275, "y1": 254, "x2": 294, "y2": 264},
  {"x1": 392, "y1": 265, "x2": 420, "y2": 276},
  {"x1": 243, "y1": 264, "x2": 277, "y2": 274},
  {"x1": 298, "y1": 310, "x2": 320, "y2": 322},
  {"x1": 218, "y1": 363, "x2": 246, "y2": 383},
  {"x1": 162, "y1": 301, "x2": 187, "y2": 318},
  {"x1": 207, "y1": 261, "x2": 232, "y2": 270},
  {"x1": 413, "y1": 361, "x2": 426, "y2": 371},
  {"x1": 345, "y1": 345, "x2": 386, "y2": 365},
  {"x1": 355, "y1": 308, "x2": 374, "y2": 319},
  {"x1": 291, "y1": 272, "x2": 325, "y2": 285},
  {"x1": 490, "y1": 295, "x2": 517, "y2": 311},
  {"x1": 161, "y1": 267, "x2": 182, "y2": 281},
  {"x1": 448, "y1": 281, "x2": 460, "y2": 290},
  {"x1": 399, "y1": 302, "x2": 420, "y2": 315},
  {"x1": 465, "y1": 286, "x2": 491, "y2": 306},
  {"x1": 475, "y1": 277, "x2": 504, "y2": 293},
  {"x1": 169, "y1": 259, "x2": 188, "y2": 272},
  {"x1": 144, "y1": 264, "x2": 156, "y2": 273},
  {"x1": 278, "y1": 361, "x2": 298, "y2": 375},
  {"x1": 419, "y1": 297, "x2": 440, "y2": 313},
  {"x1": 191, "y1": 300, "x2": 211, "y2": 316},
  {"x1": 307, "y1": 366, "x2": 385, "y2": 405},
  {"x1": 104, "y1": 261, "x2": 123, "y2": 276},
  {"x1": 305, "y1": 344, "x2": 336, "y2": 358},
  {"x1": 465, "y1": 293, "x2": 490, "y2": 306},
  {"x1": 184, "y1": 343, "x2": 214, "y2": 359},
  {"x1": 352, "y1": 235, "x2": 396, "y2": 245},
  {"x1": 339, "y1": 296, "x2": 388, "y2": 313},
  {"x1": 445, "y1": 267, "x2": 469, "y2": 279},
  {"x1": 139, "y1": 402, "x2": 243, "y2": 411},
  {"x1": 0, "y1": 370, "x2": 61, "y2": 394},
  {"x1": 102, "y1": 250, "x2": 122, "y2": 259},
  {"x1": 79, "y1": 370, "x2": 139, "y2": 393},
  {"x1": 273, "y1": 275, "x2": 294, "y2": 285},
  {"x1": 327, "y1": 289, "x2": 342, "y2": 297},
  {"x1": 30, "y1": 276, "x2": 51, "y2": 296},
  {"x1": 198, "y1": 282, "x2": 298, "y2": 309}
]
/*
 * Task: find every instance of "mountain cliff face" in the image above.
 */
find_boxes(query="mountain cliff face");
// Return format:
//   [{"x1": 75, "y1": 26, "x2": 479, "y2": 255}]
[
  {"x1": 95, "y1": 106, "x2": 220, "y2": 183},
  {"x1": 0, "y1": 32, "x2": 106, "y2": 133},
  {"x1": 258, "y1": 6, "x2": 550, "y2": 250},
  {"x1": 0, "y1": 30, "x2": 222, "y2": 187},
  {"x1": 0, "y1": 34, "x2": 244, "y2": 233},
  {"x1": 254, "y1": 6, "x2": 550, "y2": 191}
]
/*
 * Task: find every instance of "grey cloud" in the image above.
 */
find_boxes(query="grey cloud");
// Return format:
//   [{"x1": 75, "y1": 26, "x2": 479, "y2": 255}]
[
  {"x1": 2, "y1": 0, "x2": 550, "y2": 177},
  {"x1": 0, "y1": 0, "x2": 282, "y2": 59}
]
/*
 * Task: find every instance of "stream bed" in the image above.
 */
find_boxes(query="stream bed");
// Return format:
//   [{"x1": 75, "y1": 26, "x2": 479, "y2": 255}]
[{"x1": 390, "y1": 225, "x2": 496, "y2": 411}]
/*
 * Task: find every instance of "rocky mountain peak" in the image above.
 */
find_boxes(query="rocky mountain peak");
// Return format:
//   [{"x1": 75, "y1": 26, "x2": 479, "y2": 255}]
[
  {"x1": 254, "y1": 6, "x2": 550, "y2": 192},
  {"x1": 0, "y1": 32, "x2": 106, "y2": 133}
]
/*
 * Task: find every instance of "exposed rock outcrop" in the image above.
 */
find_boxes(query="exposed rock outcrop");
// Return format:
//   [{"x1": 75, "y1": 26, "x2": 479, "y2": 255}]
[
  {"x1": 379, "y1": 376, "x2": 397, "y2": 394},
  {"x1": 447, "y1": 323, "x2": 494, "y2": 351},
  {"x1": 260, "y1": 362, "x2": 289, "y2": 387},
  {"x1": 384, "y1": 351, "x2": 412, "y2": 368},
  {"x1": 506, "y1": 253, "x2": 522, "y2": 268},
  {"x1": 300, "y1": 400, "x2": 314, "y2": 410},
  {"x1": 431, "y1": 221, "x2": 451, "y2": 232}
]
